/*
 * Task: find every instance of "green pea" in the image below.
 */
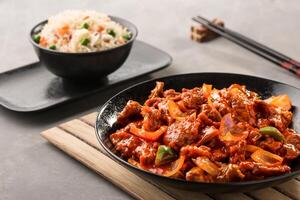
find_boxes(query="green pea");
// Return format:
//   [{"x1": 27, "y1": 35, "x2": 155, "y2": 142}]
[
  {"x1": 33, "y1": 35, "x2": 41, "y2": 43},
  {"x1": 123, "y1": 33, "x2": 131, "y2": 41},
  {"x1": 49, "y1": 45, "x2": 56, "y2": 50},
  {"x1": 81, "y1": 22, "x2": 89, "y2": 29},
  {"x1": 107, "y1": 29, "x2": 116, "y2": 37},
  {"x1": 80, "y1": 38, "x2": 90, "y2": 46}
]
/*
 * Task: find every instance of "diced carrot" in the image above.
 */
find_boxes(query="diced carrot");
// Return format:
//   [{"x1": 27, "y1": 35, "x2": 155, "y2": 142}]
[
  {"x1": 39, "y1": 37, "x2": 47, "y2": 47},
  {"x1": 57, "y1": 25, "x2": 70, "y2": 36},
  {"x1": 98, "y1": 25, "x2": 105, "y2": 32}
]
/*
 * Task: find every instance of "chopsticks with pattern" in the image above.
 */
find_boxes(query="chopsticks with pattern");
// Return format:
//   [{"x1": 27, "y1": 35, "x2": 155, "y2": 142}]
[{"x1": 192, "y1": 16, "x2": 300, "y2": 77}]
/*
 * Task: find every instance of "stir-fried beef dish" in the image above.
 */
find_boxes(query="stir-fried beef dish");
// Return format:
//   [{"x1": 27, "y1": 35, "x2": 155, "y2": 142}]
[{"x1": 110, "y1": 82, "x2": 300, "y2": 182}]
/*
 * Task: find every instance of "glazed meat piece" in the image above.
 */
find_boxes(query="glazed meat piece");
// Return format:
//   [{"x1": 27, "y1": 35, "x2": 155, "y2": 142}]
[
  {"x1": 225, "y1": 85, "x2": 257, "y2": 125},
  {"x1": 180, "y1": 145, "x2": 212, "y2": 159},
  {"x1": 228, "y1": 140, "x2": 247, "y2": 164},
  {"x1": 239, "y1": 161, "x2": 291, "y2": 176},
  {"x1": 210, "y1": 89, "x2": 231, "y2": 116},
  {"x1": 284, "y1": 129, "x2": 300, "y2": 150},
  {"x1": 149, "y1": 81, "x2": 164, "y2": 99},
  {"x1": 181, "y1": 87, "x2": 207, "y2": 109},
  {"x1": 135, "y1": 141, "x2": 159, "y2": 166},
  {"x1": 141, "y1": 106, "x2": 162, "y2": 131},
  {"x1": 110, "y1": 131, "x2": 158, "y2": 165},
  {"x1": 247, "y1": 128, "x2": 262, "y2": 145},
  {"x1": 117, "y1": 100, "x2": 142, "y2": 125},
  {"x1": 254, "y1": 100, "x2": 292, "y2": 131},
  {"x1": 197, "y1": 126, "x2": 220, "y2": 145},
  {"x1": 163, "y1": 89, "x2": 181, "y2": 101},
  {"x1": 186, "y1": 167, "x2": 214, "y2": 182},
  {"x1": 197, "y1": 112, "x2": 220, "y2": 128},
  {"x1": 163, "y1": 115, "x2": 200, "y2": 151},
  {"x1": 200, "y1": 104, "x2": 222, "y2": 122},
  {"x1": 259, "y1": 137, "x2": 283, "y2": 153},
  {"x1": 280, "y1": 143, "x2": 300, "y2": 161},
  {"x1": 110, "y1": 131, "x2": 141, "y2": 158},
  {"x1": 211, "y1": 148, "x2": 228, "y2": 162},
  {"x1": 217, "y1": 164, "x2": 245, "y2": 182}
]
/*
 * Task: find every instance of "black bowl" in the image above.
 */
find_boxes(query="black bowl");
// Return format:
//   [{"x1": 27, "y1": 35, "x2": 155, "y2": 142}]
[
  {"x1": 95, "y1": 73, "x2": 300, "y2": 193},
  {"x1": 30, "y1": 16, "x2": 137, "y2": 80}
]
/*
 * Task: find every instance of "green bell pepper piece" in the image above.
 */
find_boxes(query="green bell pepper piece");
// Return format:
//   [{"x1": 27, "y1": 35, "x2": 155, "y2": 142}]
[
  {"x1": 155, "y1": 145, "x2": 176, "y2": 166},
  {"x1": 259, "y1": 126, "x2": 285, "y2": 142}
]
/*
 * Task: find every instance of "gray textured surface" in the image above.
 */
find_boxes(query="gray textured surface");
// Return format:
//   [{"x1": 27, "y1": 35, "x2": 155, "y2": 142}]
[{"x1": 0, "y1": 0, "x2": 300, "y2": 200}]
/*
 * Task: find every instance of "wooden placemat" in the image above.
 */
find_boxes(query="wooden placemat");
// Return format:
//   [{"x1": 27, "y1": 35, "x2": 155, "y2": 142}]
[{"x1": 41, "y1": 112, "x2": 300, "y2": 200}]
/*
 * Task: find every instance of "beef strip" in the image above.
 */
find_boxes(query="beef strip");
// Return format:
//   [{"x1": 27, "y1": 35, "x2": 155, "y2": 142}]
[
  {"x1": 217, "y1": 164, "x2": 245, "y2": 182},
  {"x1": 254, "y1": 100, "x2": 292, "y2": 132},
  {"x1": 181, "y1": 87, "x2": 207, "y2": 109},
  {"x1": 163, "y1": 115, "x2": 200, "y2": 151},
  {"x1": 141, "y1": 106, "x2": 162, "y2": 131},
  {"x1": 239, "y1": 161, "x2": 291, "y2": 176},
  {"x1": 186, "y1": 167, "x2": 214, "y2": 182},
  {"x1": 149, "y1": 81, "x2": 164, "y2": 99},
  {"x1": 117, "y1": 100, "x2": 142, "y2": 126},
  {"x1": 180, "y1": 145, "x2": 212, "y2": 159},
  {"x1": 110, "y1": 131, "x2": 158, "y2": 165},
  {"x1": 163, "y1": 89, "x2": 181, "y2": 101}
]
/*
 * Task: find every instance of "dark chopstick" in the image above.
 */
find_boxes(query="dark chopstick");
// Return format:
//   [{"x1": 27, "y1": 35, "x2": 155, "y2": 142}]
[
  {"x1": 196, "y1": 16, "x2": 300, "y2": 68},
  {"x1": 192, "y1": 16, "x2": 300, "y2": 77}
]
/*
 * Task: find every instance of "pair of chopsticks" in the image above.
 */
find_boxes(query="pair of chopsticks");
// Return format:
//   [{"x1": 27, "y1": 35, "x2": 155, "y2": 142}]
[{"x1": 192, "y1": 16, "x2": 300, "y2": 77}]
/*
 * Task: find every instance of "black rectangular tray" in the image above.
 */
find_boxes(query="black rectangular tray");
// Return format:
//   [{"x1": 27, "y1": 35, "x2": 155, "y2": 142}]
[{"x1": 0, "y1": 40, "x2": 171, "y2": 112}]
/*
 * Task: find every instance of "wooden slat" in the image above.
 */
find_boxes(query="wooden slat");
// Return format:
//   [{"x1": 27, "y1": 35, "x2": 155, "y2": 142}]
[
  {"x1": 58, "y1": 118, "x2": 214, "y2": 200},
  {"x1": 161, "y1": 186, "x2": 213, "y2": 200},
  {"x1": 211, "y1": 193, "x2": 252, "y2": 200},
  {"x1": 246, "y1": 188, "x2": 291, "y2": 200},
  {"x1": 80, "y1": 112, "x2": 98, "y2": 127},
  {"x1": 59, "y1": 119, "x2": 101, "y2": 150},
  {"x1": 41, "y1": 127, "x2": 175, "y2": 200},
  {"x1": 274, "y1": 180, "x2": 300, "y2": 200}
]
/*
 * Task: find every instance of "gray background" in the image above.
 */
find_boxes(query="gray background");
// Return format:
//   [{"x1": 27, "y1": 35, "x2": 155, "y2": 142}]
[{"x1": 0, "y1": 0, "x2": 299, "y2": 199}]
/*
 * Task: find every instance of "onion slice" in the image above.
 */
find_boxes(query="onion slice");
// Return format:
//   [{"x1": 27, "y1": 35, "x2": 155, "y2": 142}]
[
  {"x1": 167, "y1": 100, "x2": 186, "y2": 120},
  {"x1": 193, "y1": 157, "x2": 219, "y2": 177},
  {"x1": 245, "y1": 145, "x2": 261, "y2": 153},
  {"x1": 163, "y1": 155, "x2": 185, "y2": 177},
  {"x1": 251, "y1": 149, "x2": 283, "y2": 166},
  {"x1": 219, "y1": 114, "x2": 248, "y2": 142}
]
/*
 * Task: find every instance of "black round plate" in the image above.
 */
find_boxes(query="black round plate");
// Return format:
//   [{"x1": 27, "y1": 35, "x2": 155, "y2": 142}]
[{"x1": 95, "y1": 73, "x2": 300, "y2": 193}]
